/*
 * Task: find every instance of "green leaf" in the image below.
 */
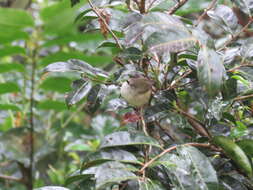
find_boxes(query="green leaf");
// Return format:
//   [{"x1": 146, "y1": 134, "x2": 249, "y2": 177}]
[
  {"x1": 231, "y1": 121, "x2": 249, "y2": 138},
  {"x1": 0, "y1": 7, "x2": 34, "y2": 28},
  {"x1": 213, "y1": 136, "x2": 253, "y2": 177},
  {"x1": 40, "y1": 0, "x2": 80, "y2": 35},
  {"x1": 0, "y1": 82, "x2": 20, "y2": 94},
  {"x1": 35, "y1": 187, "x2": 70, "y2": 190},
  {"x1": 65, "y1": 174, "x2": 94, "y2": 186},
  {"x1": 100, "y1": 131, "x2": 162, "y2": 149},
  {"x1": 124, "y1": 12, "x2": 196, "y2": 53},
  {"x1": 40, "y1": 77, "x2": 72, "y2": 93},
  {"x1": 0, "y1": 27, "x2": 29, "y2": 43},
  {"x1": 82, "y1": 149, "x2": 140, "y2": 170},
  {"x1": 197, "y1": 47, "x2": 226, "y2": 96},
  {"x1": 231, "y1": 0, "x2": 253, "y2": 16},
  {"x1": 0, "y1": 104, "x2": 21, "y2": 111},
  {"x1": 158, "y1": 146, "x2": 218, "y2": 190},
  {"x1": 37, "y1": 100, "x2": 67, "y2": 111},
  {"x1": 66, "y1": 80, "x2": 92, "y2": 106},
  {"x1": 0, "y1": 46, "x2": 26, "y2": 57},
  {"x1": 139, "y1": 180, "x2": 166, "y2": 190},
  {"x1": 207, "y1": 5, "x2": 239, "y2": 33},
  {"x1": 44, "y1": 59, "x2": 109, "y2": 78},
  {"x1": 0, "y1": 63, "x2": 25, "y2": 73},
  {"x1": 237, "y1": 139, "x2": 253, "y2": 157},
  {"x1": 82, "y1": 161, "x2": 138, "y2": 189}
]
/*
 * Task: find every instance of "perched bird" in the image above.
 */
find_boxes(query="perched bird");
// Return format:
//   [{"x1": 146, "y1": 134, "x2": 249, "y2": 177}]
[{"x1": 120, "y1": 76, "x2": 152, "y2": 107}]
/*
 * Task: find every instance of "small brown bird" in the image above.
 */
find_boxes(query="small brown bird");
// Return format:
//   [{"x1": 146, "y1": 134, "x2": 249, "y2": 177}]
[{"x1": 120, "y1": 77, "x2": 152, "y2": 107}]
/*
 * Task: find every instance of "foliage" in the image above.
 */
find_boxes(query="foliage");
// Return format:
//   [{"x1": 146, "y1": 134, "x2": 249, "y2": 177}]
[{"x1": 1, "y1": 0, "x2": 253, "y2": 190}]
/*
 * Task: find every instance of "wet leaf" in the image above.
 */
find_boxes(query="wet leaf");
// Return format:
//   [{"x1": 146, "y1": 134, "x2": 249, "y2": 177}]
[
  {"x1": 197, "y1": 47, "x2": 226, "y2": 96},
  {"x1": 100, "y1": 131, "x2": 162, "y2": 149},
  {"x1": 213, "y1": 136, "x2": 252, "y2": 177},
  {"x1": 207, "y1": 5, "x2": 239, "y2": 33},
  {"x1": 82, "y1": 148, "x2": 140, "y2": 170},
  {"x1": 44, "y1": 59, "x2": 109, "y2": 78},
  {"x1": 82, "y1": 161, "x2": 138, "y2": 189},
  {"x1": 158, "y1": 145, "x2": 218, "y2": 190},
  {"x1": 65, "y1": 174, "x2": 94, "y2": 186},
  {"x1": 66, "y1": 80, "x2": 92, "y2": 106}
]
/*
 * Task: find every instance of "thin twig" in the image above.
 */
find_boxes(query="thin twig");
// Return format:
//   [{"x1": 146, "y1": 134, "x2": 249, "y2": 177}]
[
  {"x1": 233, "y1": 94, "x2": 253, "y2": 102},
  {"x1": 62, "y1": 101, "x2": 87, "y2": 128},
  {"x1": 218, "y1": 18, "x2": 253, "y2": 51},
  {"x1": 169, "y1": 69, "x2": 192, "y2": 89},
  {"x1": 194, "y1": 0, "x2": 217, "y2": 27},
  {"x1": 0, "y1": 174, "x2": 22, "y2": 182},
  {"x1": 228, "y1": 63, "x2": 253, "y2": 73},
  {"x1": 168, "y1": 0, "x2": 189, "y2": 15},
  {"x1": 28, "y1": 49, "x2": 37, "y2": 190},
  {"x1": 147, "y1": 0, "x2": 158, "y2": 11},
  {"x1": 87, "y1": 0, "x2": 122, "y2": 49},
  {"x1": 139, "y1": 143, "x2": 211, "y2": 173}
]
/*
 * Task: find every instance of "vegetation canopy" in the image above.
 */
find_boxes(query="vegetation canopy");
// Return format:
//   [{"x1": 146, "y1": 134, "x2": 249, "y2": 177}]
[{"x1": 0, "y1": 0, "x2": 253, "y2": 189}]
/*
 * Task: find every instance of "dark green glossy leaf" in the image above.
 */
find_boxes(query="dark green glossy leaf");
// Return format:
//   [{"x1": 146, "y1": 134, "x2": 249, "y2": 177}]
[
  {"x1": 40, "y1": 77, "x2": 72, "y2": 93},
  {"x1": 44, "y1": 59, "x2": 108, "y2": 78},
  {"x1": 66, "y1": 80, "x2": 92, "y2": 106},
  {"x1": 100, "y1": 131, "x2": 162, "y2": 149},
  {"x1": 119, "y1": 47, "x2": 142, "y2": 61},
  {"x1": 65, "y1": 174, "x2": 94, "y2": 186},
  {"x1": 0, "y1": 104, "x2": 21, "y2": 111},
  {"x1": 207, "y1": 5, "x2": 239, "y2": 33},
  {"x1": 158, "y1": 145, "x2": 218, "y2": 190},
  {"x1": 0, "y1": 82, "x2": 20, "y2": 94},
  {"x1": 82, "y1": 161, "x2": 138, "y2": 189},
  {"x1": 237, "y1": 139, "x2": 253, "y2": 157},
  {"x1": 213, "y1": 136, "x2": 252, "y2": 177},
  {"x1": 37, "y1": 100, "x2": 67, "y2": 111},
  {"x1": 197, "y1": 47, "x2": 226, "y2": 96},
  {"x1": 139, "y1": 180, "x2": 166, "y2": 190},
  {"x1": 82, "y1": 149, "x2": 140, "y2": 170}
]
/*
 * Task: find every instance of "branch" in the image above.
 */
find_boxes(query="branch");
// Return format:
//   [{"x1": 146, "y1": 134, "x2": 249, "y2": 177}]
[
  {"x1": 139, "y1": 143, "x2": 210, "y2": 173},
  {"x1": 194, "y1": 0, "x2": 217, "y2": 27},
  {"x1": 168, "y1": 0, "x2": 189, "y2": 15},
  {"x1": 228, "y1": 63, "x2": 253, "y2": 73},
  {"x1": 233, "y1": 94, "x2": 253, "y2": 102},
  {"x1": 218, "y1": 18, "x2": 253, "y2": 51},
  {"x1": 169, "y1": 69, "x2": 192, "y2": 89},
  {"x1": 140, "y1": 0, "x2": 146, "y2": 13},
  {"x1": 87, "y1": 0, "x2": 122, "y2": 49},
  {"x1": 0, "y1": 174, "x2": 22, "y2": 182},
  {"x1": 28, "y1": 49, "x2": 37, "y2": 190}
]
